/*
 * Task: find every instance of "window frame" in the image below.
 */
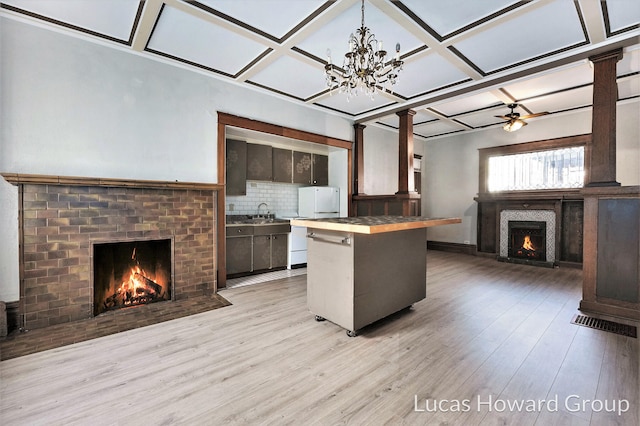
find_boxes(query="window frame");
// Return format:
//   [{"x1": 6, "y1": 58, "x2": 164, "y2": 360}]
[{"x1": 478, "y1": 134, "x2": 591, "y2": 195}]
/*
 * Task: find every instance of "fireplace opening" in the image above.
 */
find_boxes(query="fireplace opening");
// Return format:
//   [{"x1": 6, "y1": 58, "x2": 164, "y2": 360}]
[
  {"x1": 93, "y1": 239, "x2": 173, "y2": 316},
  {"x1": 508, "y1": 221, "x2": 547, "y2": 263}
]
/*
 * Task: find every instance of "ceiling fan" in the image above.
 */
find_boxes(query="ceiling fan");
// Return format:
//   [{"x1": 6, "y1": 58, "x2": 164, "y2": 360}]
[{"x1": 496, "y1": 103, "x2": 549, "y2": 132}]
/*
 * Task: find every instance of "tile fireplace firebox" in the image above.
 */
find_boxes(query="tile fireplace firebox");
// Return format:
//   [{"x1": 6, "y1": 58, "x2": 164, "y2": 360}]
[
  {"x1": 2, "y1": 174, "x2": 221, "y2": 331},
  {"x1": 499, "y1": 209, "x2": 556, "y2": 267}
]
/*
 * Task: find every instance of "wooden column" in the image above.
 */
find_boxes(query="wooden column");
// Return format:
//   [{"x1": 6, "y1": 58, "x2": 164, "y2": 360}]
[
  {"x1": 587, "y1": 49, "x2": 622, "y2": 187},
  {"x1": 354, "y1": 123, "x2": 366, "y2": 195},
  {"x1": 396, "y1": 109, "x2": 416, "y2": 195}
]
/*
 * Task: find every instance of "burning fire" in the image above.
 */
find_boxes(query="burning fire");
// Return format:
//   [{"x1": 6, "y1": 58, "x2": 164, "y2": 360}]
[
  {"x1": 522, "y1": 235, "x2": 535, "y2": 251},
  {"x1": 103, "y1": 247, "x2": 166, "y2": 310}
]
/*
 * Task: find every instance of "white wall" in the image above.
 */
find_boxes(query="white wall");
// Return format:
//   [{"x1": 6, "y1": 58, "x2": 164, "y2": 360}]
[
  {"x1": 421, "y1": 101, "x2": 640, "y2": 245},
  {"x1": 362, "y1": 125, "x2": 398, "y2": 195},
  {"x1": 0, "y1": 18, "x2": 353, "y2": 301}
]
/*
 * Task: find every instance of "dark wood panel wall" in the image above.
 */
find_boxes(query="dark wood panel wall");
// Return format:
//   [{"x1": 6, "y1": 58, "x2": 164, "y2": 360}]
[
  {"x1": 475, "y1": 192, "x2": 584, "y2": 266},
  {"x1": 579, "y1": 48, "x2": 639, "y2": 320}
]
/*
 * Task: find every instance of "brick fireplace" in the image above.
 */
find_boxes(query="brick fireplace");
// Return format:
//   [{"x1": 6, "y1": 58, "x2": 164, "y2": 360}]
[{"x1": 2, "y1": 174, "x2": 221, "y2": 330}]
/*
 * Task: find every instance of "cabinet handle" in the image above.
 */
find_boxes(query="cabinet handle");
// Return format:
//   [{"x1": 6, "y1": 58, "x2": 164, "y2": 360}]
[{"x1": 237, "y1": 229, "x2": 242, "y2": 233}]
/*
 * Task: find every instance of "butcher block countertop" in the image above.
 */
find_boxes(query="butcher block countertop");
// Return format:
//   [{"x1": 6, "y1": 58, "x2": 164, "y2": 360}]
[{"x1": 290, "y1": 215, "x2": 461, "y2": 234}]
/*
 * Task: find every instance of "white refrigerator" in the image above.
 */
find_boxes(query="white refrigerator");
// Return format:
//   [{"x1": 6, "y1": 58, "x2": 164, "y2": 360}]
[
  {"x1": 289, "y1": 187, "x2": 339, "y2": 269},
  {"x1": 298, "y1": 186, "x2": 340, "y2": 218}
]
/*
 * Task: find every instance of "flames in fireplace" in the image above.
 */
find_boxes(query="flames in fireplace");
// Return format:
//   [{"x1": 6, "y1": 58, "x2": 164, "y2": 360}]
[
  {"x1": 508, "y1": 221, "x2": 546, "y2": 263},
  {"x1": 517, "y1": 234, "x2": 537, "y2": 257},
  {"x1": 94, "y1": 239, "x2": 172, "y2": 316},
  {"x1": 103, "y1": 248, "x2": 167, "y2": 310}
]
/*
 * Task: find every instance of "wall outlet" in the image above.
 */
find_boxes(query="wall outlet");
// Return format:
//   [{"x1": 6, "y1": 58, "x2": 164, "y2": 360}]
[{"x1": 229, "y1": 203, "x2": 234, "y2": 211}]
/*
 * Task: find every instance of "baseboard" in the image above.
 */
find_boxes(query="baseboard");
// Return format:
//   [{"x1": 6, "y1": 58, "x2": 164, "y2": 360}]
[{"x1": 427, "y1": 241, "x2": 477, "y2": 256}]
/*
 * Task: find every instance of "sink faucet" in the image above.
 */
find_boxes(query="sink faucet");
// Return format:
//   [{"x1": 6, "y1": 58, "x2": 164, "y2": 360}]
[{"x1": 257, "y1": 202, "x2": 269, "y2": 218}]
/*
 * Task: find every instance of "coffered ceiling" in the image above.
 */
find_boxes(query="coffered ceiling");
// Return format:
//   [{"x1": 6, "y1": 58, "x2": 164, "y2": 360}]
[{"x1": 1, "y1": 0, "x2": 639, "y2": 139}]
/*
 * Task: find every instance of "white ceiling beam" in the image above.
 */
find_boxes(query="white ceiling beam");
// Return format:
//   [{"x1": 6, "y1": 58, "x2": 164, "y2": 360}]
[{"x1": 131, "y1": 0, "x2": 163, "y2": 52}]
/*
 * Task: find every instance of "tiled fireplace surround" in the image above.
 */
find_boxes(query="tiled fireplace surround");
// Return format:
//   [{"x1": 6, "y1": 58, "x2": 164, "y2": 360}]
[{"x1": 4, "y1": 175, "x2": 220, "y2": 330}]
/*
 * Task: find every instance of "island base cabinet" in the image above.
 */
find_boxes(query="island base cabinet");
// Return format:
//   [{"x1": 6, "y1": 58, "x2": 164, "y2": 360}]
[{"x1": 306, "y1": 228, "x2": 427, "y2": 334}]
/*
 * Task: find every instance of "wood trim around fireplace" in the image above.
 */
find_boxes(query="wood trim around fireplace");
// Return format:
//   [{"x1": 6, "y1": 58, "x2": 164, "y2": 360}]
[{"x1": 1, "y1": 174, "x2": 223, "y2": 191}]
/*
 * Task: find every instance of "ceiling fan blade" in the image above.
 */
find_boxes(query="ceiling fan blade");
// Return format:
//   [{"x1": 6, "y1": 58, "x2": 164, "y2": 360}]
[
  {"x1": 520, "y1": 111, "x2": 549, "y2": 120},
  {"x1": 494, "y1": 115, "x2": 511, "y2": 120},
  {"x1": 521, "y1": 120, "x2": 528, "y2": 127}
]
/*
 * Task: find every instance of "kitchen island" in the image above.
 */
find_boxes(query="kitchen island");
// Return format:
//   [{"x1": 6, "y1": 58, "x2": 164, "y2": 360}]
[{"x1": 290, "y1": 215, "x2": 461, "y2": 336}]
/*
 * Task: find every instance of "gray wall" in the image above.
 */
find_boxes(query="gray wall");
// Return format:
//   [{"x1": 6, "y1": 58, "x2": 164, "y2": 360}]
[{"x1": 0, "y1": 18, "x2": 353, "y2": 301}]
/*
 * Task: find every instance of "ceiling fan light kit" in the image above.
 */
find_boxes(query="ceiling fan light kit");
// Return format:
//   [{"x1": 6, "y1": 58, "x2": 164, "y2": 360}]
[
  {"x1": 497, "y1": 103, "x2": 549, "y2": 132},
  {"x1": 324, "y1": 0, "x2": 403, "y2": 100},
  {"x1": 502, "y1": 119, "x2": 526, "y2": 132}
]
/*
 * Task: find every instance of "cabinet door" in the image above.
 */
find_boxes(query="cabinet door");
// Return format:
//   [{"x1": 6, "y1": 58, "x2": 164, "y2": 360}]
[
  {"x1": 226, "y1": 236, "x2": 252, "y2": 275},
  {"x1": 271, "y1": 234, "x2": 288, "y2": 268},
  {"x1": 312, "y1": 154, "x2": 328, "y2": 186},
  {"x1": 293, "y1": 151, "x2": 312, "y2": 184},
  {"x1": 226, "y1": 139, "x2": 247, "y2": 195},
  {"x1": 272, "y1": 148, "x2": 293, "y2": 183},
  {"x1": 253, "y1": 235, "x2": 271, "y2": 271},
  {"x1": 246, "y1": 143, "x2": 273, "y2": 181}
]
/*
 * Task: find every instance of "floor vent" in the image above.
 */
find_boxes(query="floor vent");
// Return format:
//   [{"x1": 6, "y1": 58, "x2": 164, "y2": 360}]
[{"x1": 571, "y1": 314, "x2": 637, "y2": 338}]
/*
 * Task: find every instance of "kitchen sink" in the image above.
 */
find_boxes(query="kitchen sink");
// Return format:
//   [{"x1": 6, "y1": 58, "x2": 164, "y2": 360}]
[{"x1": 226, "y1": 215, "x2": 290, "y2": 225}]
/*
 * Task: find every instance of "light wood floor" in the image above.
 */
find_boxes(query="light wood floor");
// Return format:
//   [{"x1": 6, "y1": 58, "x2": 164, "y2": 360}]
[{"x1": 1, "y1": 251, "x2": 638, "y2": 425}]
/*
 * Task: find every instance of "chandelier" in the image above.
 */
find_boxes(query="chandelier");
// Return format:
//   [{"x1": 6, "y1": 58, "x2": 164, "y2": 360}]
[{"x1": 324, "y1": 0, "x2": 403, "y2": 100}]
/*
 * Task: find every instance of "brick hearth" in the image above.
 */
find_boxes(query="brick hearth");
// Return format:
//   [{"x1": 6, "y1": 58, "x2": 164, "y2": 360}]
[{"x1": 4, "y1": 175, "x2": 222, "y2": 330}]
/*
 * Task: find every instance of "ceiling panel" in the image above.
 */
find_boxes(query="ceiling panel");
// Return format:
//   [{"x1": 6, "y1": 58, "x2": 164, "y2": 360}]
[
  {"x1": 451, "y1": 0, "x2": 587, "y2": 73},
  {"x1": 617, "y1": 76, "x2": 640, "y2": 98},
  {"x1": 147, "y1": 5, "x2": 268, "y2": 76},
  {"x1": 413, "y1": 119, "x2": 464, "y2": 137},
  {"x1": 522, "y1": 86, "x2": 594, "y2": 113},
  {"x1": 605, "y1": 0, "x2": 640, "y2": 33},
  {"x1": 454, "y1": 106, "x2": 506, "y2": 128},
  {"x1": 431, "y1": 92, "x2": 504, "y2": 116},
  {"x1": 502, "y1": 63, "x2": 594, "y2": 101},
  {"x1": 399, "y1": 0, "x2": 520, "y2": 38},
  {"x1": 315, "y1": 90, "x2": 396, "y2": 116},
  {"x1": 2, "y1": 0, "x2": 140, "y2": 41},
  {"x1": 249, "y1": 55, "x2": 328, "y2": 99},
  {"x1": 195, "y1": 0, "x2": 326, "y2": 40},
  {"x1": 390, "y1": 52, "x2": 470, "y2": 98},
  {"x1": 1, "y1": 0, "x2": 637, "y2": 140}
]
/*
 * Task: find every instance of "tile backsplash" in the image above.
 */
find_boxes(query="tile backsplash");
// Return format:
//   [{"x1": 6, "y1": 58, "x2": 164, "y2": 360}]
[{"x1": 226, "y1": 181, "x2": 304, "y2": 216}]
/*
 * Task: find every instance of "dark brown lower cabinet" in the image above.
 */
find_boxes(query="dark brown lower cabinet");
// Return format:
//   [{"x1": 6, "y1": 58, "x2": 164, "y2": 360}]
[
  {"x1": 270, "y1": 234, "x2": 288, "y2": 269},
  {"x1": 226, "y1": 236, "x2": 252, "y2": 275},
  {"x1": 253, "y1": 235, "x2": 271, "y2": 271},
  {"x1": 226, "y1": 224, "x2": 290, "y2": 277}
]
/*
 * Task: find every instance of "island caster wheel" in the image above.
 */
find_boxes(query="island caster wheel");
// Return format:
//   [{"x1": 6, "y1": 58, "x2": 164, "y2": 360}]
[
  {"x1": 346, "y1": 330, "x2": 358, "y2": 337},
  {"x1": 315, "y1": 315, "x2": 325, "y2": 322}
]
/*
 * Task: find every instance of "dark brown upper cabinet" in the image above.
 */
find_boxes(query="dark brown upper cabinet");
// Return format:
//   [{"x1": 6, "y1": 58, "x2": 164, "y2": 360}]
[
  {"x1": 226, "y1": 139, "x2": 247, "y2": 195},
  {"x1": 312, "y1": 154, "x2": 328, "y2": 186},
  {"x1": 246, "y1": 143, "x2": 272, "y2": 181},
  {"x1": 293, "y1": 151, "x2": 312, "y2": 184},
  {"x1": 272, "y1": 148, "x2": 293, "y2": 183}
]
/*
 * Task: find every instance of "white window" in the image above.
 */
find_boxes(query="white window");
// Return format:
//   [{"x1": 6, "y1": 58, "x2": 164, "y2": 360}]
[{"x1": 487, "y1": 146, "x2": 585, "y2": 192}]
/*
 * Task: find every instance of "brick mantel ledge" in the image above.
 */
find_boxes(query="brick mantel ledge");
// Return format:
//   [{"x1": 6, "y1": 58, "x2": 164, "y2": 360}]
[{"x1": 1, "y1": 173, "x2": 223, "y2": 191}]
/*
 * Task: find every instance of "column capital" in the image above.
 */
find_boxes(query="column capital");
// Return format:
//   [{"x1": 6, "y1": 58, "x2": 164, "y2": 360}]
[{"x1": 589, "y1": 48, "x2": 623, "y2": 64}]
